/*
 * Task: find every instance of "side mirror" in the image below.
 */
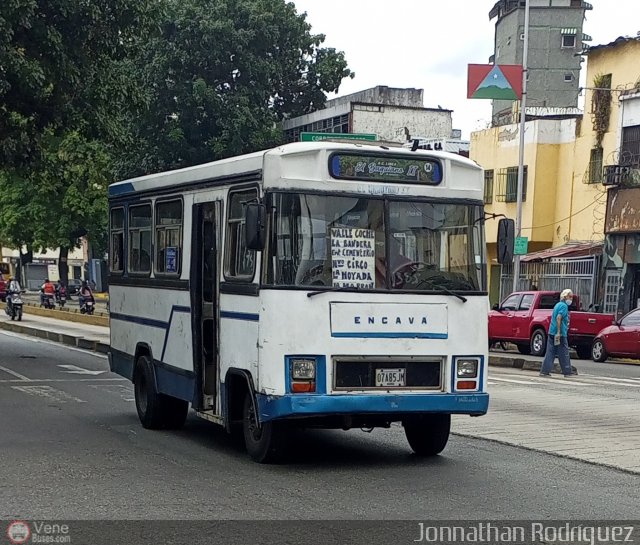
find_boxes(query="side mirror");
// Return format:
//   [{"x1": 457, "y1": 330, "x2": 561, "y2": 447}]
[
  {"x1": 245, "y1": 203, "x2": 266, "y2": 251},
  {"x1": 497, "y1": 218, "x2": 515, "y2": 264},
  {"x1": 492, "y1": 303, "x2": 499, "y2": 311}
]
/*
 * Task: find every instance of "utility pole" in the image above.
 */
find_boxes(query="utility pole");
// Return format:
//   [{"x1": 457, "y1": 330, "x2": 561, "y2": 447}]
[{"x1": 512, "y1": 0, "x2": 530, "y2": 293}]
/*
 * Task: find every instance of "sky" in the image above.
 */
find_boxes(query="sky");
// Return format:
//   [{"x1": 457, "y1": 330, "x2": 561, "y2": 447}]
[{"x1": 290, "y1": 0, "x2": 640, "y2": 138}]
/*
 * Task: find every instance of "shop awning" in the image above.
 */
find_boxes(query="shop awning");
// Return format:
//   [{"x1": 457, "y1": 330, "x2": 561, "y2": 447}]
[{"x1": 521, "y1": 241, "x2": 603, "y2": 262}]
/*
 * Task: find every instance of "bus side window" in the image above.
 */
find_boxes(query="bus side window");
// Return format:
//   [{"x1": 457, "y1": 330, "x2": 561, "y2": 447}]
[
  {"x1": 110, "y1": 207, "x2": 125, "y2": 274},
  {"x1": 225, "y1": 189, "x2": 257, "y2": 281},
  {"x1": 155, "y1": 199, "x2": 183, "y2": 275},
  {"x1": 129, "y1": 204, "x2": 152, "y2": 275}
]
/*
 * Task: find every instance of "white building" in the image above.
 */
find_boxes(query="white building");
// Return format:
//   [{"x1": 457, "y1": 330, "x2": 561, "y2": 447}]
[{"x1": 283, "y1": 86, "x2": 455, "y2": 144}]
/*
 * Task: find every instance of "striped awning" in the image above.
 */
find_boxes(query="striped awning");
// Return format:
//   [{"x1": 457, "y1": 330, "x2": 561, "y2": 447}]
[
  {"x1": 582, "y1": 33, "x2": 593, "y2": 42},
  {"x1": 561, "y1": 27, "x2": 578, "y2": 35}
]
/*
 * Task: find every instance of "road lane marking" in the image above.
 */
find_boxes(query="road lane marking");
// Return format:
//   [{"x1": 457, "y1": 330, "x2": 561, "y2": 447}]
[
  {"x1": 12, "y1": 385, "x2": 87, "y2": 403},
  {"x1": 58, "y1": 364, "x2": 106, "y2": 376},
  {"x1": 90, "y1": 384, "x2": 135, "y2": 402},
  {"x1": 0, "y1": 364, "x2": 32, "y2": 381}
]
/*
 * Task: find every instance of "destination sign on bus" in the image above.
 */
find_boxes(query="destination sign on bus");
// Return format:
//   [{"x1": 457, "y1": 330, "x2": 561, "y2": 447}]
[{"x1": 329, "y1": 153, "x2": 443, "y2": 185}]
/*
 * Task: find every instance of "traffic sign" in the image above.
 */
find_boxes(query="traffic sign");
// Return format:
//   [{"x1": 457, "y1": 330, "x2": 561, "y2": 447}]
[
  {"x1": 300, "y1": 132, "x2": 377, "y2": 142},
  {"x1": 514, "y1": 236, "x2": 529, "y2": 255}
]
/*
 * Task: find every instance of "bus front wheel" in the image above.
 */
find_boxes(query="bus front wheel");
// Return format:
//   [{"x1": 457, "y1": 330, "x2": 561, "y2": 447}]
[
  {"x1": 134, "y1": 355, "x2": 188, "y2": 430},
  {"x1": 242, "y1": 393, "x2": 288, "y2": 463},
  {"x1": 403, "y1": 414, "x2": 451, "y2": 456}
]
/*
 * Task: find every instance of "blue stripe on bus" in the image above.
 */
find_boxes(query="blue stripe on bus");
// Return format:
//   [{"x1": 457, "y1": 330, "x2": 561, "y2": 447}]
[
  {"x1": 108, "y1": 182, "x2": 136, "y2": 197},
  {"x1": 220, "y1": 310, "x2": 259, "y2": 322},
  {"x1": 331, "y1": 332, "x2": 448, "y2": 339},
  {"x1": 256, "y1": 392, "x2": 489, "y2": 422},
  {"x1": 110, "y1": 306, "x2": 192, "y2": 362}
]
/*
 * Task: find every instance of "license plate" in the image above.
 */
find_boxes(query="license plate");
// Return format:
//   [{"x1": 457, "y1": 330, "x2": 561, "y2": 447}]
[{"x1": 375, "y1": 368, "x2": 406, "y2": 387}]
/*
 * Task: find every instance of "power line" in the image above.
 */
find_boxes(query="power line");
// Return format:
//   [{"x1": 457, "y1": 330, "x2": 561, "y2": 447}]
[{"x1": 520, "y1": 192, "x2": 604, "y2": 230}]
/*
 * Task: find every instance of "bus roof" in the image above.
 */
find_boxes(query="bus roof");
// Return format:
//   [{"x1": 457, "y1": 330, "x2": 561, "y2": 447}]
[{"x1": 109, "y1": 141, "x2": 481, "y2": 198}]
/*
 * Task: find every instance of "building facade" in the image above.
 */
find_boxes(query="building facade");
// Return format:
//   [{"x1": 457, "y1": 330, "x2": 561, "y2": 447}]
[
  {"x1": 489, "y1": 0, "x2": 591, "y2": 125},
  {"x1": 596, "y1": 38, "x2": 640, "y2": 317},
  {"x1": 282, "y1": 86, "x2": 454, "y2": 144},
  {"x1": 472, "y1": 34, "x2": 640, "y2": 308}
]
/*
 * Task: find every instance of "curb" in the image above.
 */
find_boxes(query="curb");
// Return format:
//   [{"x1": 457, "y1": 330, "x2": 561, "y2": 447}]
[
  {"x1": 0, "y1": 320, "x2": 109, "y2": 354},
  {"x1": 489, "y1": 354, "x2": 578, "y2": 374}
]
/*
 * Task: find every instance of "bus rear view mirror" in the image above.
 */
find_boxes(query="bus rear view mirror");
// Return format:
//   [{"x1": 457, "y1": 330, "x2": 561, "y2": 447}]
[
  {"x1": 245, "y1": 203, "x2": 266, "y2": 251},
  {"x1": 497, "y1": 218, "x2": 515, "y2": 264}
]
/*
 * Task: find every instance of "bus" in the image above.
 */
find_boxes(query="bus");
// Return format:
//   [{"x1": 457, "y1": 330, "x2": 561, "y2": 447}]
[{"x1": 107, "y1": 141, "x2": 489, "y2": 463}]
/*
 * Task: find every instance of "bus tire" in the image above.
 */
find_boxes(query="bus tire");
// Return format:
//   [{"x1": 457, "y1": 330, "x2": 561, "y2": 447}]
[
  {"x1": 403, "y1": 414, "x2": 451, "y2": 456},
  {"x1": 134, "y1": 355, "x2": 188, "y2": 430},
  {"x1": 242, "y1": 392, "x2": 288, "y2": 463}
]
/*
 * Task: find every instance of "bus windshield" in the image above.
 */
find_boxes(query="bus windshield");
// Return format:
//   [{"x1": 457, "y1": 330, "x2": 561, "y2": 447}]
[{"x1": 265, "y1": 192, "x2": 485, "y2": 292}]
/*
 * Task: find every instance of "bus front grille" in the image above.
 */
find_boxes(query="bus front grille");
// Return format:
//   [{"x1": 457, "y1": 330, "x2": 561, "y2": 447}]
[{"x1": 333, "y1": 358, "x2": 443, "y2": 391}]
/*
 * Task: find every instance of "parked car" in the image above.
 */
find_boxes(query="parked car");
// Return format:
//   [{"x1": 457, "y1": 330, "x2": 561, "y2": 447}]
[
  {"x1": 488, "y1": 290, "x2": 615, "y2": 359},
  {"x1": 592, "y1": 308, "x2": 640, "y2": 362},
  {"x1": 0, "y1": 274, "x2": 6, "y2": 302},
  {"x1": 66, "y1": 279, "x2": 82, "y2": 296}
]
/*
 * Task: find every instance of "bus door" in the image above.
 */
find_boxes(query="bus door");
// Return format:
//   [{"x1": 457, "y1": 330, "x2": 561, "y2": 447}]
[{"x1": 191, "y1": 202, "x2": 219, "y2": 411}]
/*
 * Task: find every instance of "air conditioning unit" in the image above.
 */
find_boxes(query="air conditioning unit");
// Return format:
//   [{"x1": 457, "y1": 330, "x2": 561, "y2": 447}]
[{"x1": 603, "y1": 165, "x2": 631, "y2": 186}]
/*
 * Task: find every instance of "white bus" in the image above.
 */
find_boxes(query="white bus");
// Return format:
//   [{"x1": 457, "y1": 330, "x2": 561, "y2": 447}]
[{"x1": 108, "y1": 141, "x2": 488, "y2": 463}]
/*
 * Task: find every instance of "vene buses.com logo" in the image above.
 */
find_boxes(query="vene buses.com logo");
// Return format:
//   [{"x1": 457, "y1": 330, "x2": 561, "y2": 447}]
[{"x1": 7, "y1": 520, "x2": 31, "y2": 544}]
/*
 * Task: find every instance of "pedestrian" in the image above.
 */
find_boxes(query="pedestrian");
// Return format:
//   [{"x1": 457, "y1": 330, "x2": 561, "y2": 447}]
[{"x1": 540, "y1": 288, "x2": 576, "y2": 377}]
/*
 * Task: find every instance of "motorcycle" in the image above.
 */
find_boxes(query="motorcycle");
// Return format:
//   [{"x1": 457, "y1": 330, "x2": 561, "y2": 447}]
[
  {"x1": 56, "y1": 288, "x2": 67, "y2": 309},
  {"x1": 80, "y1": 297, "x2": 95, "y2": 315},
  {"x1": 42, "y1": 293, "x2": 56, "y2": 310},
  {"x1": 5, "y1": 292, "x2": 24, "y2": 321}
]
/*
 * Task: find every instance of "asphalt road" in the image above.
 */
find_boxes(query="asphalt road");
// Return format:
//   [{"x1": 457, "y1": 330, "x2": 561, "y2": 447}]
[{"x1": 1, "y1": 330, "x2": 639, "y2": 521}]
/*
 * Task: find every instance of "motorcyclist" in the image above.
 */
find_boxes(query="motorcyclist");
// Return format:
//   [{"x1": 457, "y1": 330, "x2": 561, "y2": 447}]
[
  {"x1": 6, "y1": 276, "x2": 22, "y2": 314},
  {"x1": 55, "y1": 280, "x2": 67, "y2": 300},
  {"x1": 79, "y1": 280, "x2": 94, "y2": 309},
  {"x1": 40, "y1": 278, "x2": 56, "y2": 306}
]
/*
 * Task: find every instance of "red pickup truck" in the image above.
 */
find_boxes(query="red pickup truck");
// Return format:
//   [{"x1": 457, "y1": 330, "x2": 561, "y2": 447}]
[{"x1": 488, "y1": 291, "x2": 615, "y2": 359}]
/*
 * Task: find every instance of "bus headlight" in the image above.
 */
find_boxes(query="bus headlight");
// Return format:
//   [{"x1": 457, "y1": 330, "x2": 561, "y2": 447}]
[
  {"x1": 291, "y1": 358, "x2": 316, "y2": 380},
  {"x1": 456, "y1": 358, "x2": 479, "y2": 378}
]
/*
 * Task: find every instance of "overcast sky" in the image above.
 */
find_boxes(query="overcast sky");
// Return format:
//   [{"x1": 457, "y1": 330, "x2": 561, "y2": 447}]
[{"x1": 291, "y1": 0, "x2": 639, "y2": 138}]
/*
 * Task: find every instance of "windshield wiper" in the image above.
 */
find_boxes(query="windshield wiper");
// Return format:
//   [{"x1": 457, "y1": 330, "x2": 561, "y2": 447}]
[
  {"x1": 415, "y1": 278, "x2": 468, "y2": 303},
  {"x1": 307, "y1": 286, "x2": 358, "y2": 298}
]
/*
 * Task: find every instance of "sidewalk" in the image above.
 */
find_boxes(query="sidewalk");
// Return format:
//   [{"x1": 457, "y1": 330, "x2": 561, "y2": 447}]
[{"x1": 0, "y1": 312, "x2": 109, "y2": 352}]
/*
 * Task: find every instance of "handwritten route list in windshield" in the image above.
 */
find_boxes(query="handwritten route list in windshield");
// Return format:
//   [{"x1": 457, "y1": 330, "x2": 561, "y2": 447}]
[{"x1": 331, "y1": 228, "x2": 376, "y2": 289}]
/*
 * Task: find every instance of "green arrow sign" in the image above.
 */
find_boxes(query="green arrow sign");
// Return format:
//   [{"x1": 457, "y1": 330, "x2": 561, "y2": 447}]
[{"x1": 300, "y1": 132, "x2": 377, "y2": 142}]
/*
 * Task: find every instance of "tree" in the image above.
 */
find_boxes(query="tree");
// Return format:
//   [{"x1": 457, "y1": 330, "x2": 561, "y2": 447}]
[
  {"x1": 0, "y1": 0, "x2": 161, "y2": 282},
  {"x1": 118, "y1": 0, "x2": 353, "y2": 177}
]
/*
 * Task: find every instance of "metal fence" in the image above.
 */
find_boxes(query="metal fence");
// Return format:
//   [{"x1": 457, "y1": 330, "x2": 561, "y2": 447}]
[{"x1": 500, "y1": 256, "x2": 599, "y2": 310}]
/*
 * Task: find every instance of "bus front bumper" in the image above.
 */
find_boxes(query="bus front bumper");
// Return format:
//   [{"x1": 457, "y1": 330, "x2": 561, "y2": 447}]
[{"x1": 256, "y1": 392, "x2": 489, "y2": 422}]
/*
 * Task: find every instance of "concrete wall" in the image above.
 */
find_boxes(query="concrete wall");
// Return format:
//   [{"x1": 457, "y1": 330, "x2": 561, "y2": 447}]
[
  {"x1": 351, "y1": 105, "x2": 452, "y2": 143},
  {"x1": 492, "y1": 4, "x2": 585, "y2": 120},
  {"x1": 325, "y1": 86, "x2": 424, "y2": 109}
]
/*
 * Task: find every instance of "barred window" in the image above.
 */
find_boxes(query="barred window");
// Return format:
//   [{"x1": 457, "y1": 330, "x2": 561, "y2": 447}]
[
  {"x1": 484, "y1": 170, "x2": 494, "y2": 204},
  {"x1": 495, "y1": 166, "x2": 527, "y2": 203},
  {"x1": 587, "y1": 147, "x2": 603, "y2": 184}
]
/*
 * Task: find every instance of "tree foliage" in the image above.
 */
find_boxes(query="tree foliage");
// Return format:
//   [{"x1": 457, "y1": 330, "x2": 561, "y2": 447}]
[
  {"x1": 0, "y1": 0, "x2": 353, "y2": 263},
  {"x1": 118, "y1": 0, "x2": 353, "y2": 176}
]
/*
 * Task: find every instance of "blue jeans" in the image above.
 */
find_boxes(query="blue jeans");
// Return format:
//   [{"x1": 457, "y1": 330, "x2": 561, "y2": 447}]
[{"x1": 540, "y1": 335, "x2": 573, "y2": 375}]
